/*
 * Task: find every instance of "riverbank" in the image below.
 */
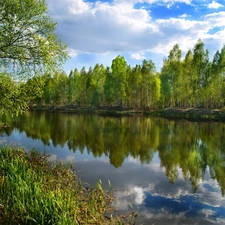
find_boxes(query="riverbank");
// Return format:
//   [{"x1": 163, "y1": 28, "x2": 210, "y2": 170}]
[
  {"x1": 30, "y1": 105, "x2": 144, "y2": 115},
  {"x1": 152, "y1": 107, "x2": 225, "y2": 121},
  {"x1": 0, "y1": 146, "x2": 129, "y2": 225},
  {"x1": 30, "y1": 105, "x2": 225, "y2": 120}
]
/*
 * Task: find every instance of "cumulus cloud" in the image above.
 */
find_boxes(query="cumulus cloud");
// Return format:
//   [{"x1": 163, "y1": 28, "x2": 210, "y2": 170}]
[
  {"x1": 207, "y1": 1, "x2": 223, "y2": 9},
  {"x1": 113, "y1": 185, "x2": 145, "y2": 210},
  {"x1": 48, "y1": 0, "x2": 157, "y2": 54},
  {"x1": 204, "y1": 11, "x2": 225, "y2": 27},
  {"x1": 51, "y1": 1, "x2": 223, "y2": 50},
  {"x1": 131, "y1": 52, "x2": 146, "y2": 60},
  {"x1": 113, "y1": 176, "x2": 225, "y2": 224},
  {"x1": 115, "y1": 0, "x2": 192, "y2": 5},
  {"x1": 46, "y1": 0, "x2": 225, "y2": 70},
  {"x1": 164, "y1": 0, "x2": 192, "y2": 8},
  {"x1": 178, "y1": 13, "x2": 190, "y2": 18},
  {"x1": 47, "y1": 0, "x2": 90, "y2": 17}
]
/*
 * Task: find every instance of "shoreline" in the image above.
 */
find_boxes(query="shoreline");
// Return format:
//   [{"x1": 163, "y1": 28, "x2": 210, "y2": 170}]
[
  {"x1": 29, "y1": 105, "x2": 225, "y2": 121},
  {"x1": 0, "y1": 146, "x2": 130, "y2": 225},
  {"x1": 152, "y1": 107, "x2": 225, "y2": 121}
]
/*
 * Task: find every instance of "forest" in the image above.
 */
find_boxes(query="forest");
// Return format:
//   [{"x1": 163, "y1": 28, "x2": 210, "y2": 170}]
[{"x1": 2, "y1": 39, "x2": 225, "y2": 112}]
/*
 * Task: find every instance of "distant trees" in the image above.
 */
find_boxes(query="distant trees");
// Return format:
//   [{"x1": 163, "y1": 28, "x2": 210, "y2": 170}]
[
  {"x1": 6, "y1": 39, "x2": 225, "y2": 111},
  {"x1": 209, "y1": 45, "x2": 225, "y2": 108},
  {"x1": 141, "y1": 60, "x2": 161, "y2": 109},
  {"x1": 160, "y1": 40, "x2": 225, "y2": 109},
  {"x1": 111, "y1": 56, "x2": 128, "y2": 106}
]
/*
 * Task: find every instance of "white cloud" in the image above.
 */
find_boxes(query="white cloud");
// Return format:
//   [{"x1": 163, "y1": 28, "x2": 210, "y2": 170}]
[
  {"x1": 113, "y1": 173, "x2": 225, "y2": 224},
  {"x1": 48, "y1": 0, "x2": 157, "y2": 53},
  {"x1": 199, "y1": 209, "x2": 215, "y2": 217},
  {"x1": 204, "y1": 11, "x2": 225, "y2": 28},
  {"x1": 47, "y1": 0, "x2": 90, "y2": 17},
  {"x1": 113, "y1": 185, "x2": 145, "y2": 210},
  {"x1": 69, "y1": 0, "x2": 90, "y2": 15},
  {"x1": 150, "y1": 18, "x2": 208, "y2": 55},
  {"x1": 207, "y1": 1, "x2": 223, "y2": 9},
  {"x1": 132, "y1": 186, "x2": 145, "y2": 204},
  {"x1": 131, "y1": 52, "x2": 146, "y2": 60},
  {"x1": 115, "y1": 0, "x2": 192, "y2": 5},
  {"x1": 46, "y1": 0, "x2": 225, "y2": 70},
  {"x1": 179, "y1": 13, "x2": 191, "y2": 18},
  {"x1": 68, "y1": 48, "x2": 78, "y2": 57}
]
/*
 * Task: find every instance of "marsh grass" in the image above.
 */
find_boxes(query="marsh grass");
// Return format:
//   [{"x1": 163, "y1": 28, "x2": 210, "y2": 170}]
[{"x1": 0, "y1": 146, "x2": 128, "y2": 225}]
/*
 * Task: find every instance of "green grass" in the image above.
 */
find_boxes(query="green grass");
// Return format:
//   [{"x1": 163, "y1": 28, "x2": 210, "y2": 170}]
[{"x1": 0, "y1": 146, "x2": 128, "y2": 225}]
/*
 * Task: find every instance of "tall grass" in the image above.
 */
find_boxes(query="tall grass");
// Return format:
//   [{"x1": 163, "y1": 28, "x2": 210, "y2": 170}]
[{"x1": 0, "y1": 146, "x2": 126, "y2": 225}]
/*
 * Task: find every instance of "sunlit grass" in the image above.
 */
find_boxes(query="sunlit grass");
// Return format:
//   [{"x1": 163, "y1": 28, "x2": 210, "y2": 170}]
[{"x1": 0, "y1": 146, "x2": 129, "y2": 225}]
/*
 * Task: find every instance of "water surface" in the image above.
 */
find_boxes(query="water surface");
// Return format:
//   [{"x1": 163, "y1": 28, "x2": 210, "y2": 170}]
[{"x1": 0, "y1": 112, "x2": 225, "y2": 224}]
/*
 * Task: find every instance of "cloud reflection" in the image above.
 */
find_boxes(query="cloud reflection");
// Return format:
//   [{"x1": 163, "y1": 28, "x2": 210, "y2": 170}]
[
  {"x1": 112, "y1": 160, "x2": 225, "y2": 224},
  {"x1": 114, "y1": 183, "x2": 225, "y2": 224},
  {"x1": 113, "y1": 186, "x2": 145, "y2": 210}
]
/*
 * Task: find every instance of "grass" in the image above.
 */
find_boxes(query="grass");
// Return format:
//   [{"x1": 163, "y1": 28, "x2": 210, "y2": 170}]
[{"x1": 0, "y1": 146, "x2": 130, "y2": 225}]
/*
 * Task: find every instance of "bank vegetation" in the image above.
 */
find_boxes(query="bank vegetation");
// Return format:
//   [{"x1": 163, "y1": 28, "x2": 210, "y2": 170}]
[{"x1": 0, "y1": 146, "x2": 131, "y2": 225}]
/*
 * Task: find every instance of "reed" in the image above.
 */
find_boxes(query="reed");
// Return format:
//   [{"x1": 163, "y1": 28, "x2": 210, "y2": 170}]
[{"x1": 0, "y1": 146, "x2": 127, "y2": 225}]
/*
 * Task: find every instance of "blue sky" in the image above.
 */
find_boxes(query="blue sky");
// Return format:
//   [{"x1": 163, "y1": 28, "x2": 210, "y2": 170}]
[{"x1": 46, "y1": 0, "x2": 225, "y2": 72}]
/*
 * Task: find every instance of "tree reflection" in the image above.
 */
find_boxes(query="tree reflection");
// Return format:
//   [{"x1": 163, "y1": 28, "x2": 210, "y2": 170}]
[{"x1": 1, "y1": 113, "x2": 225, "y2": 195}]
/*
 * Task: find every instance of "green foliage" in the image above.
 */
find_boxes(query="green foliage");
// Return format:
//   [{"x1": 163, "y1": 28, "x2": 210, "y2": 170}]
[
  {"x1": 104, "y1": 67, "x2": 115, "y2": 105},
  {"x1": 191, "y1": 39, "x2": 210, "y2": 106},
  {"x1": 159, "y1": 40, "x2": 225, "y2": 109},
  {"x1": 140, "y1": 59, "x2": 158, "y2": 108},
  {"x1": 0, "y1": 147, "x2": 128, "y2": 225},
  {"x1": 111, "y1": 56, "x2": 128, "y2": 106},
  {"x1": 26, "y1": 39, "x2": 225, "y2": 110},
  {"x1": 160, "y1": 44, "x2": 183, "y2": 107},
  {"x1": 127, "y1": 65, "x2": 142, "y2": 107},
  {"x1": 0, "y1": 0, "x2": 68, "y2": 76},
  {"x1": 0, "y1": 73, "x2": 29, "y2": 115},
  {"x1": 0, "y1": 0, "x2": 68, "y2": 115},
  {"x1": 90, "y1": 64, "x2": 106, "y2": 106},
  {"x1": 3, "y1": 37, "x2": 225, "y2": 114}
]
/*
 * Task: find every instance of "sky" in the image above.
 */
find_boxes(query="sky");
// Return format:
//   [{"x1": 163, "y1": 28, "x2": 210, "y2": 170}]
[{"x1": 46, "y1": 0, "x2": 225, "y2": 73}]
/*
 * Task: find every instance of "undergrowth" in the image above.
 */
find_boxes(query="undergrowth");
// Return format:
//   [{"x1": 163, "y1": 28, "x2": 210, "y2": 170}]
[{"x1": 0, "y1": 146, "x2": 131, "y2": 225}]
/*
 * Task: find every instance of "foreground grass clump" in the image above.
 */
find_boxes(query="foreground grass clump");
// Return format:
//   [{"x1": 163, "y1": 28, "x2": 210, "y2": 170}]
[{"x1": 0, "y1": 146, "x2": 124, "y2": 225}]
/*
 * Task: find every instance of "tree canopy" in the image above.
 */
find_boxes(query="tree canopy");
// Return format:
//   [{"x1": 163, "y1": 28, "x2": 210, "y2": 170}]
[
  {"x1": 0, "y1": 0, "x2": 68, "y2": 76},
  {"x1": 0, "y1": 0, "x2": 68, "y2": 115}
]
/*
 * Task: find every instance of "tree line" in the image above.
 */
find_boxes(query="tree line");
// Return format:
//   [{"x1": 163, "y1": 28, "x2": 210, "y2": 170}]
[
  {"x1": 29, "y1": 39, "x2": 225, "y2": 109},
  {"x1": 2, "y1": 39, "x2": 225, "y2": 112},
  {"x1": 28, "y1": 55, "x2": 161, "y2": 109},
  {"x1": 1, "y1": 1, "x2": 225, "y2": 114}
]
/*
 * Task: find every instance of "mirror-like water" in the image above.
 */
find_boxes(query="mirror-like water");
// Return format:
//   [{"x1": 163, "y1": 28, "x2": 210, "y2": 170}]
[{"x1": 0, "y1": 112, "x2": 225, "y2": 224}]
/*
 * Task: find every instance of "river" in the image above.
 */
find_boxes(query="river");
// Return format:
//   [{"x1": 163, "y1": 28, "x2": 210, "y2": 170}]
[{"x1": 0, "y1": 112, "x2": 225, "y2": 224}]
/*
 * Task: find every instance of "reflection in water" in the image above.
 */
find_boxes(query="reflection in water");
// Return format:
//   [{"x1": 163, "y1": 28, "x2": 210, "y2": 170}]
[
  {"x1": 114, "y1": 178, "x2": 225, "y2": 224},
  {"x1": 0, "y1": 112, "x2": 225, "y2": 224}
]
